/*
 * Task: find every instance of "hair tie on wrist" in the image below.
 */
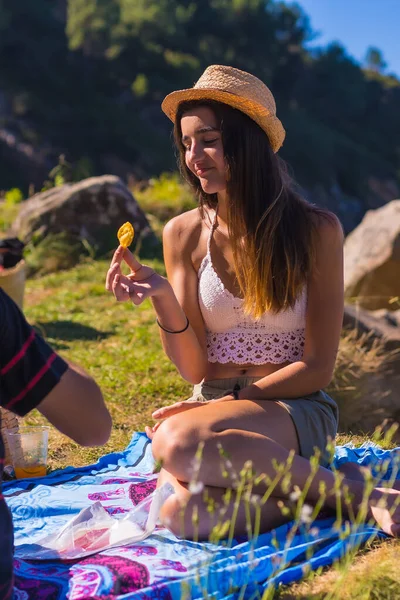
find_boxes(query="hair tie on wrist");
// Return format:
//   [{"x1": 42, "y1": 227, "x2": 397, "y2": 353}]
[
  {"x1": 231, "y1": 383, "x2": 240, "y2": 400},
  {"x1": 136, "y1": 272, "x2": 155, "y2": 282},
  {"x1": 156, "y1": 315, "x2": 189, "y2": 334}
]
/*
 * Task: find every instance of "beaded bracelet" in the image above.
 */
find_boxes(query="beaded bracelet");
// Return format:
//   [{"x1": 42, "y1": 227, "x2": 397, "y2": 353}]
[{"x1": 156, "y1": 315, "x2": 189, "y2": 334}]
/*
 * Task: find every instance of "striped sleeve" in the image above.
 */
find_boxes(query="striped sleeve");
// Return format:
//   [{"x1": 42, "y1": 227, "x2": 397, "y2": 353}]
[{"x1": 0, "y1": 289, "x2": 68, "y2": 416}]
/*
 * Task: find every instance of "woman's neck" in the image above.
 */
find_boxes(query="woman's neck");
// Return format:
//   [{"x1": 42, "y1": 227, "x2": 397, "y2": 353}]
[{"x1": 216, "y1": 191, "x2": 229, "y2": 229}]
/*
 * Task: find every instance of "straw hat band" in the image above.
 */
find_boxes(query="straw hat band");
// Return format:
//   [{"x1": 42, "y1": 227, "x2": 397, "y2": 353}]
[{"x1": 161, "y1": 65, "x2": 285, "y2": 152}]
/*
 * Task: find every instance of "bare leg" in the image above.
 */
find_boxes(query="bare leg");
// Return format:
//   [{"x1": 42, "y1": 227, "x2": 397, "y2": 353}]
[
  {"x1": 338, "y1": 463, "x2": 400, "y2": 491},
  {"x1": 152, "y1": 399, "x2": 400, "y2": 537},
  {"x1": 157, "y1": 468, "x2": 293, "y2": 540}
]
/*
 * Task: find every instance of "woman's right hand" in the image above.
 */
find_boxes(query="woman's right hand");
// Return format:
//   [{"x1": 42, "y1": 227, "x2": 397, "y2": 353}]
[{"x1": 105, "y1": 246, "x2": 168, "y2": 305}]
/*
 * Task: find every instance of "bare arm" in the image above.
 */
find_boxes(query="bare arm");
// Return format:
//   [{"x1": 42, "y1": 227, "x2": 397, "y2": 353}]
[
  {"x1": 105, "y1": 212, "x2": 208, "y2": 384},
  {"x1": 37, "y1": 362, "x2": 112, "y2": 446},
  {"x1": 237, "y1": 215, "x2": 344, "y2": 400},
  {"x1": 152, "y1": 215, "x2": 208, "y2": 383}
]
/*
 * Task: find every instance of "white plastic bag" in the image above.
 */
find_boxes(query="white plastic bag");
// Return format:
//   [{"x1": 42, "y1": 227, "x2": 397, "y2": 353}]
[{"x1": 17, "y1": 482, "x2": 174, "y2": 560}]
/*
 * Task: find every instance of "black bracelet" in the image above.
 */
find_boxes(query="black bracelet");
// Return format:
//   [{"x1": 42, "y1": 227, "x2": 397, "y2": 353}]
[
  {"x1": 231, "y1": 384, "x2": 240, "y2": 400},
  {"x1": 156, "y1": 315, "x2": 189, "y2": 334}
]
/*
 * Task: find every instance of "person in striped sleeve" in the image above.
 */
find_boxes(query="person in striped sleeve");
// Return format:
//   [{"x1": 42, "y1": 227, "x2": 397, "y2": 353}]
[{"x1": 0, "y1": 289, "x2": 112, "y2": 599}]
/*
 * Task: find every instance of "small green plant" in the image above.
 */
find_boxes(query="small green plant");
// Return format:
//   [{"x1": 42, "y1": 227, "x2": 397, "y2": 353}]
[
  {"x1": 25, "y1": 232, "x2": 92, "y2": 276},
  {"x1": 4, "y1": 187, "x2": 24, "y2": 205},
  {"x1": 41, "y1": 155, "x2": 94, "y2": 192},
  {"x1": 41, "y1": 155, "x2": 74, "y2": 191},
  {"x1": 0, "y1": 192, "x2": 22, "y2": 233}
]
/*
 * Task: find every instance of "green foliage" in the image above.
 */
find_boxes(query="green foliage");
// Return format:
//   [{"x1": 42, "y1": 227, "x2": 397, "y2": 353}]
[
  {"x1": 131, "y1": 73, "x2": 149, "y2": 97},
  {"x1": 41, "y1": 155, "x2": 93, "y2": 191},
  {"x1": 4, "y1": 187, "x2": 24, "y2": 205},
  {"x1": 0, "y1": 202, "x2": 20, "y2": 234},
  {"x1": 24, "y1": 233, "x2": 91, "y2": 276},
  {"x1": 132, "y1": 172, "x2": 196, "y2": 240},
  {"x1": 0, "y1": 0, "x2": 399, "y2": 201},
  {"x1": 364, "y1": 46, "x2": 387, "y2": 74},
  {"x1": 133, "y1": 172, "x2": 197, "y2": 222}
]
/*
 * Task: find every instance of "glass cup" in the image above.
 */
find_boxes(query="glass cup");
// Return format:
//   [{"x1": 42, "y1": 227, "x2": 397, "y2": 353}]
[{"x1": 5, "y1": 426, "x2": 49, "y2": 479}]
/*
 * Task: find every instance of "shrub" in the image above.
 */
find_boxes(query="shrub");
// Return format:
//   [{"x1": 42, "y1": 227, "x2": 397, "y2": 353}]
[
  {"x1": 25, "y1": 233, "x2": 93, "y2": 276},
  {"x1": 4, "y1": 188, "x2": 24, "y2": 205},
  {"x1": 132, "y1": 172, "x2": 197, "y2": 224}
]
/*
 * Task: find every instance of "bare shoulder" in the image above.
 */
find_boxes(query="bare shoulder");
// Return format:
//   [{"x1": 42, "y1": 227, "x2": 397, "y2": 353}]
[
  {"x1": 312, "y1": 210, "x2": 344, "y2": 251},
  {"x1": 163, "y1": 208, "x2": 205, "y2": 253}
]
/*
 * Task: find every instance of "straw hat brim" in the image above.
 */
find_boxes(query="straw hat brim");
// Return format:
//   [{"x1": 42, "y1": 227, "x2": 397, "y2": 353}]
[{"x1": 161, "y1": 88, "x2": 285, "y2": 153}]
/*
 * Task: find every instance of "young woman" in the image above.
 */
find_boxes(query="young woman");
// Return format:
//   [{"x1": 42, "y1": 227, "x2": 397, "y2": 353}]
[{"x1": 106, "y1": 65, "x2": 400, "y2": 539}]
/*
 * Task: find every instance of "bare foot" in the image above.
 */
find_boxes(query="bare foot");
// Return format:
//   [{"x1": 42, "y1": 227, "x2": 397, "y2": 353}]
[{"x1": 369, "y1": 488, "x2": 400, "y2": 536}]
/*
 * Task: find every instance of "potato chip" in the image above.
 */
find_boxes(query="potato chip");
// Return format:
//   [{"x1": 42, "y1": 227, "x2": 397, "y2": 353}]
[{"x1": 117, "y1": 222, "x2": 135, "y2": 248}]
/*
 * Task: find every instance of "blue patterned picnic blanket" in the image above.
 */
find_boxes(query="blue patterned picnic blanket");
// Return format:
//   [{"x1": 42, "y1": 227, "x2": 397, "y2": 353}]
[{"x1": 4, "y1": 433, "x2": 399, "y2": 599}]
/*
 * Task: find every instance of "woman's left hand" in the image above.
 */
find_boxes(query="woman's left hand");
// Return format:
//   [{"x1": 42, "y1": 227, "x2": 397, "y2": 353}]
[
  {"x1": 144, "y1": 401, "x2": 206, "y2": 440},
  {"x1": 145, "y1": 394, "x2": 235, "y2": 439},
  {"x1": 152, "y1": 399, "x2": 209, "y2": 420}
]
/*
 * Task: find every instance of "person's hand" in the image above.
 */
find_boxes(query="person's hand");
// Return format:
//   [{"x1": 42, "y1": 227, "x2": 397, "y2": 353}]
[
  {"x1": 145, "y1": 422, "x2": 162, "y2": 440},
  {"x1": 151, "y1": 394, "x2": 236, "y2": 420},
  {"x1": 105, "y1": 246, "x2": 167, "y2": 305},
  {"x1": 145, "y1": 400, "x2": 206, "y2": 440},
  {"x1": 144, "y1": 395, "x2": 236, "y2": 440}
]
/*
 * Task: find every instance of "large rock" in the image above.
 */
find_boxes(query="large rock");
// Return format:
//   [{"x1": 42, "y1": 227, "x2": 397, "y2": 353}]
[
  {"x1": 344, "y1": 199, "x2": 400, "y2": 310},
  {"x1": 11, "y1": 175, "x2": 157, "y2": 254}
]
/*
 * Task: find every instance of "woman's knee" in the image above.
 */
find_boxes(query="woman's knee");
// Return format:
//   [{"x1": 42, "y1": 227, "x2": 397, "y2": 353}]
[{"x1": 151, "y1": 415, "x2": 206, "y2": 469}]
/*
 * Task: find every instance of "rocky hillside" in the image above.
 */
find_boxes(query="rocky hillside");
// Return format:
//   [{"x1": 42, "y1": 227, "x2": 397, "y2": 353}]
[{"x1": 1, "y1": 0, "x2": 399, "y2": 233}]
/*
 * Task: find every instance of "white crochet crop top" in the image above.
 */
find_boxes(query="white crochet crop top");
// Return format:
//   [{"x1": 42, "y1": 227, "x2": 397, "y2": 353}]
[{"x1": 198, "y1": 211, "x2": 307, "y2": 365}]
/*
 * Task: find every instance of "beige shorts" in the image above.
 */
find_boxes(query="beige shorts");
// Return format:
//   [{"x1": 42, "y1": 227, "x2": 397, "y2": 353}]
[{"x1": 186, "y1": 376, "x2": 338, "y2": 466}]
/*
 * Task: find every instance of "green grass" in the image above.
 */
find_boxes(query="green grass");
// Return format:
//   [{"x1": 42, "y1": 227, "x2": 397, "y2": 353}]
[{"x1": 22, "y1": 257, "x2": 192, "y2": 468}]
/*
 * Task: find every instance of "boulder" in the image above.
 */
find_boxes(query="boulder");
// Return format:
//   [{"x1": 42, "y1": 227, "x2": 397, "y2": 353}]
[
  {"x1": 343, "y1": 199, "x2": 400, "y2": 310},
  {"x1": 11, "y1": 175, "x2": 157, "y2": 254}
]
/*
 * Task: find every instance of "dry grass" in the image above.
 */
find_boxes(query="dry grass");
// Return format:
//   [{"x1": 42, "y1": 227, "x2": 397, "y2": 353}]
[
  {"x1": 328, "y1": 329, "x2": 400, "y2": 437},
  {"x1": 276, "y1": 539, "x2": 400, "y2": 599}
]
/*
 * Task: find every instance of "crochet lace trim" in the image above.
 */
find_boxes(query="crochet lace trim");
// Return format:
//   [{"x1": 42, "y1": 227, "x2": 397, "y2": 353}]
[{"x1": 206, "y1": 329, "x2": 305, "y2": 365}]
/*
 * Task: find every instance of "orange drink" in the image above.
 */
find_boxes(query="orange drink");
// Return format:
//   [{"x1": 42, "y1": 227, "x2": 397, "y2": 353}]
[
  {"x1": 14, "y1": 465, "x2": 47, "y2": 479},
  {"x1": 5, "y1": 426, "x2": 49, "y2": 479}
]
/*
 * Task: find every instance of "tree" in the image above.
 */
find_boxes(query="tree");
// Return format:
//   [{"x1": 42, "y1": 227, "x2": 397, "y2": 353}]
[{"x1": 364, "y1": 47, "x2": 387, "y2": 73}]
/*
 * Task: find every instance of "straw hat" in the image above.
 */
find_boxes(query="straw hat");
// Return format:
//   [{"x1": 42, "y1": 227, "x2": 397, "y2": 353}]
[{"x1": 161, "y1": 65, "x2": 285, "y2": 153}]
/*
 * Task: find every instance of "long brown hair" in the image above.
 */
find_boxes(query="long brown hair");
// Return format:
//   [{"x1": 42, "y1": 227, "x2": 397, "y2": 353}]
[{"x1": 174, "y1": 100, "x2": 336, "y2": 318}]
